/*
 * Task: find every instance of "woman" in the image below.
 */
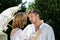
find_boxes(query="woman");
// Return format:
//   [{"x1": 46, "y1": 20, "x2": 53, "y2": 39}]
[{"x1": 10, "y1": 12, "x2": 27, "y2": 40}]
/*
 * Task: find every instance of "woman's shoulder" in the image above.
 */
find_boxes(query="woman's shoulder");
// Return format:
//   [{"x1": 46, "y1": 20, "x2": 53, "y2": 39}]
[{"x1": 10, "y1": 28, "x2": 22, "y2": 37}]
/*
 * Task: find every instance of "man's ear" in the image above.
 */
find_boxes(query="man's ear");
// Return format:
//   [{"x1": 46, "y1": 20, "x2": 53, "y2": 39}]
[{"x1": 36, "y1": 14, "x2": 39, "y2": 17}]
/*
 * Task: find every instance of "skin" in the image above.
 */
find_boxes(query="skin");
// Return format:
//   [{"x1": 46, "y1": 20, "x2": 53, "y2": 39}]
[{"x1": 28, "y1": 13, "x2": 42, "y2": 31}]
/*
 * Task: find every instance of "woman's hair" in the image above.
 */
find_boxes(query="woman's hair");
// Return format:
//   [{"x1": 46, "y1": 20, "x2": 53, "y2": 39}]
[{"x1": 12, "y1": 12, "x2": 27, "y2": 29}]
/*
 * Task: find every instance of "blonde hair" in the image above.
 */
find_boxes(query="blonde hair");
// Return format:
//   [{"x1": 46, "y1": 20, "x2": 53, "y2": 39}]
[{"x1": 12, "y1": 12, "x2": 27, "y2": 29}]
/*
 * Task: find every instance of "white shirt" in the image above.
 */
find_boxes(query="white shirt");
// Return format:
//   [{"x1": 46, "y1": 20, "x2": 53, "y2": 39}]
[
  {"x1": 10, "y1": 29, "x2": 23, "y2": 40},
  {"x1": 23, "y1": 21, "x2": 55, "y2": 40}
]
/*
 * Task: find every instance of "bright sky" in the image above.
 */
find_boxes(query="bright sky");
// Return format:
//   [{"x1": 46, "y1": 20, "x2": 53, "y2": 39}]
[{"x1": 22, "y1": 0, "x2": 35, "y2": 8}]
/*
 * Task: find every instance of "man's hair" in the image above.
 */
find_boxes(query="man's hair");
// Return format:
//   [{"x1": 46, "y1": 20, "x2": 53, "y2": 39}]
[
  {"x1": 28, "y1": 9, "x2": 40, "y2": 14},
  {"x1": 28, "y1": 9, "x2": 41, "y2": 18}
]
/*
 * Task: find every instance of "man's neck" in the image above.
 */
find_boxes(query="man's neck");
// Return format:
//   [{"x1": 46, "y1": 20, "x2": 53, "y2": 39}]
[{"x1": 34, "y1": 20, "x2": 42, "y2": 31}]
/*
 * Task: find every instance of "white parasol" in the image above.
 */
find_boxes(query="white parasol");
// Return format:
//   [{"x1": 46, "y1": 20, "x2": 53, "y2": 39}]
[{"x1": 0, "y1": 2, "x2": 26, "y2": 31}]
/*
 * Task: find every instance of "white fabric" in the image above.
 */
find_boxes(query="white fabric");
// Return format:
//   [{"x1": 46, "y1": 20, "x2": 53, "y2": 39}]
[
  {"x1": 10, "y1": 29, "x2": 23, "y2": 40},
  {"x1": 23, "y1": 21, "x2": 55, "y2": 40},
  {"x1": 22, "y1": 24, "x2": 35, "y2": 40},
  {"x1": 0, "y1": 3, "x2": 22, "y2": 31}
]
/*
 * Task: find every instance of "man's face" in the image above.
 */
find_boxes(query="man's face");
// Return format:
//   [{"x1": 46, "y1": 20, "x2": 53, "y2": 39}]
[{"x1": 28, "y1": 13, "x2": 37, "y2": 24}]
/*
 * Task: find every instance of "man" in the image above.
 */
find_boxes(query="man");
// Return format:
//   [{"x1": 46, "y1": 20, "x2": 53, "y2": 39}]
[{"x1": 23, "y1": 9, "x2": 55, "y2": 40}]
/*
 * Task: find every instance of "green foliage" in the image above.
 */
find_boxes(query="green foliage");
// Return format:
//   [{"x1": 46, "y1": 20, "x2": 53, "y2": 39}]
[
  {"x1": 0, "y1": 0, "x2": 22, "y2": 13},
  {"x1": 28, "y1": 2, "x2": 35, "y2": 10},
  {"x1": 35, "y1": 0, "x2": 60, "y2": 22}
]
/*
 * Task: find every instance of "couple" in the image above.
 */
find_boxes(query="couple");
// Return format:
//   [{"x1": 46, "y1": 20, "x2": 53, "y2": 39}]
[{"x1": 10, "y1": 9, "x2": 55, "y2": 40}]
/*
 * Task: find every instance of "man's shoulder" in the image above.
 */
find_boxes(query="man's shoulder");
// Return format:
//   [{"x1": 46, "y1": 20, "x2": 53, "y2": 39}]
[
  {"x1": 24, "y1": 24, "x2": 34, "y2": 30},
  {"x1": 25, "y1": 24, "x2": 33, "y2": 28},
  {"x1": 27, "y1": 24, "x2": 34, "y2": 26},
  {"x1": 23, "y1": 24, "x2": 35, "y2": 34},
  {"x1": 40, "y1": 20, "x2": 52, "y2": 29},
  {"x1": 42, "y1": 23, "x2": 53, "y2": 31},
  {"x1": 44, "y1": 23, "x2": 52, "y2": 28}
]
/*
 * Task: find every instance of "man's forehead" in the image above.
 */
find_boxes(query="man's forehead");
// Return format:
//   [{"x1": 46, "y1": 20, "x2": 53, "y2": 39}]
[
  {"x1": 28, "y1": 13, "x2": 33, "y2": 17},
  {"x1": 28, "y1": 13, "x2": 35, "y2": 16}
]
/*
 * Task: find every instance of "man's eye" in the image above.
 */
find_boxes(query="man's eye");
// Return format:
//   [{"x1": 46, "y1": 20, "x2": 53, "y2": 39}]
[{"x1": 31, "y1": 16, "x2": 32, "y2": 17}]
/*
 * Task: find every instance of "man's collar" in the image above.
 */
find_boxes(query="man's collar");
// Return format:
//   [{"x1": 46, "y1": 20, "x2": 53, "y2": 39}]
[{"x1": 39, "y1": 20, "x2": 44, "y2": 29}]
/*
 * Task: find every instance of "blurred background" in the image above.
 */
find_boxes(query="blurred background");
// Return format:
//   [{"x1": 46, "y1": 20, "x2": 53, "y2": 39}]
[{"x1": 0, "y1": 0, "x2": 60, "y2": 40}]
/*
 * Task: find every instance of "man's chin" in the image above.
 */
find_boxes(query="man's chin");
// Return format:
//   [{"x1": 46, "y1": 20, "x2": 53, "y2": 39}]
[
  {"x1": 30, "y1": 21, "x2": 35, "y2": 24},
  {"x1": 31, "y1": 22, "x2": 35, "y2": 24}
]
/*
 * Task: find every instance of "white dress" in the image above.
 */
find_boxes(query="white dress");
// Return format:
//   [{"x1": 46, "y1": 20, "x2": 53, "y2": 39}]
[{"x1": 10, "y1": 29, "x2": 23, "y2": 40}]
